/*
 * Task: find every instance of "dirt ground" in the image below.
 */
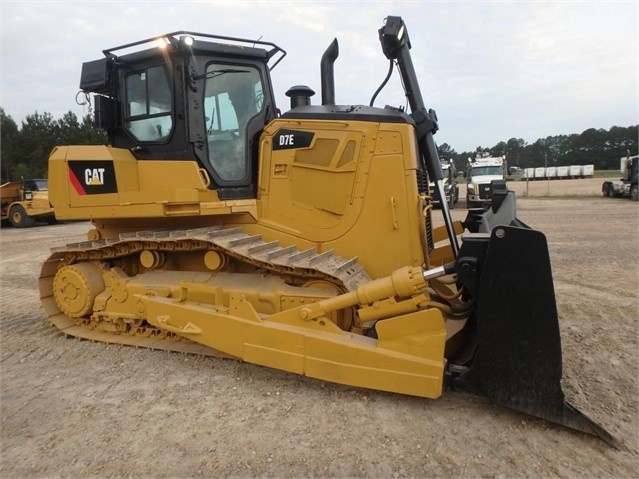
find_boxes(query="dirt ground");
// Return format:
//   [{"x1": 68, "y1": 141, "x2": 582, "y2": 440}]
[{"x1": 1, "y1": 177, "x2": 637, "y2": 478}]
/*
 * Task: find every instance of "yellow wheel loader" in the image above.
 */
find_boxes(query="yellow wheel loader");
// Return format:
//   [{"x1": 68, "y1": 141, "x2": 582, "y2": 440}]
[{"x1": 40, "y1": 16, "x2": 618, "y2": 447}]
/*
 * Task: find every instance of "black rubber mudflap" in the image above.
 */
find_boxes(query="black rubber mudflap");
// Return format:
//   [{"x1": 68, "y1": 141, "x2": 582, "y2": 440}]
[{"x1": 453, "y1": 225, "x2": 621, "y2": 449}]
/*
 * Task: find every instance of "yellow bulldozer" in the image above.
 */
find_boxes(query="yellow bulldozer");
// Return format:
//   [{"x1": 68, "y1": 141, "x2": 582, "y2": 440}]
[{"x1": 39, "y1": 16, "x2": 617, "y2": 447}]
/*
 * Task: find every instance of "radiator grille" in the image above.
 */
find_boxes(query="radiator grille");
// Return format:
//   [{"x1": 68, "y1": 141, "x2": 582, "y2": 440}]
[
  {"x1": 424, "y1": 206, "x2": 434, "y2": 255},
  {"x1": 416, "y1": 169, "x2": 429, "y2": 195},
  {"x1": 479, "y1": 183, "x2": 492, "y2": 199}
]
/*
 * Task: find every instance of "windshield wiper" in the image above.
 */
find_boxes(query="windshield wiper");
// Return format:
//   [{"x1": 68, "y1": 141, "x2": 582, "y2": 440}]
[{"x1": 192, "y1": 68, "x2": 249, "y2": 81}]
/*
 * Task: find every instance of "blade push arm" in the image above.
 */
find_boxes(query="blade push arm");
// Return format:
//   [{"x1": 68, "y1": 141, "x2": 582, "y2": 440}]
[{"x1": 378, "y1": 16, "x2": 459, "y2": 257}]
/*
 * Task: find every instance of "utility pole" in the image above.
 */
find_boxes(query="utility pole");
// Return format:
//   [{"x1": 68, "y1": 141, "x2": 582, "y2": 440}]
[{"x1": 545, "y1": 152, "x2": 549, "y2": 196}]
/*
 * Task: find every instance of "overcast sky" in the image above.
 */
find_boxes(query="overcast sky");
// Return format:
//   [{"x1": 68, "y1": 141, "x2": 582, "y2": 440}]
[{"x1": 1, "y1": 1, "x2": 637, "y2": 152}]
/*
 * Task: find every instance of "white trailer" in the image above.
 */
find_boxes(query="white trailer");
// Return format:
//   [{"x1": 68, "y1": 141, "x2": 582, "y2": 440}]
[
  {"x1": 556, "y1": 166, "x2": 569, "y2": 179},
  {"x1": 546, "y1": 166, "x2": 556, "y2": 179},
  {"x1": 569, "y1": 165, "x2": 581, "y2": 178},
  {"x1": 582, "y1": 164, "x2": 594, "y2": 178},
  {"x1": 522, "y1": 168, "x2": 535, "y2": 180},
  {"x1": 534, "y1": 167, "x2": 546, "y2": 180}
]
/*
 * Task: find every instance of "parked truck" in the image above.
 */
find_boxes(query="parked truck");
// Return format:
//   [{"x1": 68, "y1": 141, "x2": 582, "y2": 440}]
[
  {"x1": 1, "y1": 179, "x2": 56, "y2": 227},
  {"x1": 428, "y1": 157, "x2": 459, "y2": 208},
  {"x1": 465, "y1": 155, "x2": 506, "y2": 208},
  {"x1": 602, "y1": 155, "x2": 638, "y2": 200}
]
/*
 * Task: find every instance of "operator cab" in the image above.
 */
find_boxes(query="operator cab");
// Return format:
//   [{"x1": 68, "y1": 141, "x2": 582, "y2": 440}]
[{"x1": 79, "y1": 33, "x2": 285, "y2": 199}]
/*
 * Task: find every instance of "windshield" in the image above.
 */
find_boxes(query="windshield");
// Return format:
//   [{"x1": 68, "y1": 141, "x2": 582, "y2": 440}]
[
  {"x1": 23, "y1": 179, "x2": 48, "y2": 191},
  {"x1": 470, "y1": 166, "x2": 502, "y2": 177}
]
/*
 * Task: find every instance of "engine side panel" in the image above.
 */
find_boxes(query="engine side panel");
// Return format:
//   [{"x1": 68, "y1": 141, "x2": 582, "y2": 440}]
[{"x1": 258, "y1": 119, "x2": 427, "y2": 279}]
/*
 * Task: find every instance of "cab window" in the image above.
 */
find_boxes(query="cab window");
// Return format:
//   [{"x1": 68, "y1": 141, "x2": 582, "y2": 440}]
[
  {"x1": 125, "y1": 66, "x2": 173, "y2": 142},
  {"x1": 203, "y1": 64, "x2": 264, "y2": 182}
]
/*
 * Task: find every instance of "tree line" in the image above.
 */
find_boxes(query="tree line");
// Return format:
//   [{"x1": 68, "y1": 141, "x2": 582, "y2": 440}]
[
  {"x1": 1, "y1": 108, "x2": 106, "y2": 182},
  {"x1": 439, "y1": 125, "x2": 638, "y2": 175},
  {"x1": 0, "y1": 107, "x2": 636, "y2": 182}
]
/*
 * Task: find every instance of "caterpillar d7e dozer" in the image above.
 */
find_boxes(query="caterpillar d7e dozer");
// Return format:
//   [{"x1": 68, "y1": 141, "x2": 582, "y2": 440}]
[{"x1": 40, "y1": 16, "x2": 618, "y2": 447}]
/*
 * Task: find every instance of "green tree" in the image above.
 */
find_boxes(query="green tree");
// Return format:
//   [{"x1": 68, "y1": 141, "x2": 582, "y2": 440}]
[
  {"x1": 505, "y1": 138, "x2": 527, "y2": 169},
  {"x1": 437, "y1": 142, "x2": 456, "y2": 159},
  {"x1": 56, "y1": 111, "x2": 106, "y2": 146},
  {"x1": 490, "y1": 141, "x2": 508, "y2": 157},
  {"x1": 0, "y1": 108, "x2": 19, "y2": 182},
  {"x1": 79, "y1": 114, "x2": 107, "y2": 145},
  {"x1": 16, "y1": 111, "x2": 59, "y2": 179},
  {"x1": 480, "y1": 126, "x2": 637, "y2": 171},
  {"x1": 0, "y1": 109, "x2": 107, "y2": 180},
  {"x1": 605, "y1": 126, "x2": 637, "y2": 169}
]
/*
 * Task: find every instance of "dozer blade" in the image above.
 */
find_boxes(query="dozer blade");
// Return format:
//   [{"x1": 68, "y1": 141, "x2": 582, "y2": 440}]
[{"x1": 452, "y1": 225, "x2": 621, "y2": 449}]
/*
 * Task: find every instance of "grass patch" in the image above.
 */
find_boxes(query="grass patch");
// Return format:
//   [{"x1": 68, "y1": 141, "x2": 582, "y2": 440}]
[{"x1": 593, "y1": 170, "x2": 620, "y2": 178}]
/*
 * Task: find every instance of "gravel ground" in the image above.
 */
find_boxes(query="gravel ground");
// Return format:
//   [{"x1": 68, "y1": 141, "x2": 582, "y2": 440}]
[{"x1": 1, "y1": 177, "x2": 637, "y2": 478}]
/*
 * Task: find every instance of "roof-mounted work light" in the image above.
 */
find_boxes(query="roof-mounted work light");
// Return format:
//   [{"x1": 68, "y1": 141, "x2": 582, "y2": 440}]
[
  {"x1": 180, "y1": 35, "x2": 194, "y2": 47},
  {"x1": 155, "y1": 37, "x2": 171, "y2": 49}
]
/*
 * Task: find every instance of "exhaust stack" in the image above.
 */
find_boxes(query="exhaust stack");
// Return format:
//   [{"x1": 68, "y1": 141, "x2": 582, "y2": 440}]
[{"x1": 321, "y1": 39, "x2": 339, "y2": 105}]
